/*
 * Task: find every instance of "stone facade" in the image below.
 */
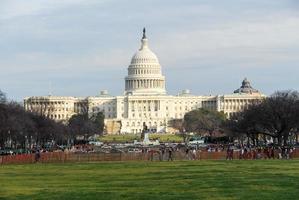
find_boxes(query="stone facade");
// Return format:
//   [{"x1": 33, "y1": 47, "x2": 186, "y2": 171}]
[{"x1": 24, "y1": 29, "x2": 265, "y2": 134}]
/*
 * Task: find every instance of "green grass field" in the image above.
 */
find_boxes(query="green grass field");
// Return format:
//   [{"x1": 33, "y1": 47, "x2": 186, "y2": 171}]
[
  {"x1": 99, "y1": 134, "x2": 183, "y2": 143},
  {"x1": 1, "y1": 160, "x2": 299, "y2": 200}
]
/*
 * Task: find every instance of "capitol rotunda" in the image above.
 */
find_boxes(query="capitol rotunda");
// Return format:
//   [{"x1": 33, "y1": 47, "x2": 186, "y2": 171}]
[{"x1": 125, "y1": 28, "x2": 166, "y2": 95}]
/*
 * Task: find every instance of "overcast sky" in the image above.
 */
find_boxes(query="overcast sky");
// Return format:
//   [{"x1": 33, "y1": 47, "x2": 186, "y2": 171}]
[{"x1": 1, "y1": 0, "x2": 299, "y2": 101}]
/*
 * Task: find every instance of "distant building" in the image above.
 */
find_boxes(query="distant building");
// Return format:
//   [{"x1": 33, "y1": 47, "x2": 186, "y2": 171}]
[{"x1": 24, "y1": 29, "x2": 265, "y2": 134}]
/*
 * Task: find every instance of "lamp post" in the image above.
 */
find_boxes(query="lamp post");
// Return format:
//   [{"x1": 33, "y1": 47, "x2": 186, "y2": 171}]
[
  {"x1": 25, "y1": 135, "x2": 28, "y2": 150},
  {"x1": 8, "y1": 130, "x2": 11, "y2": 148}
]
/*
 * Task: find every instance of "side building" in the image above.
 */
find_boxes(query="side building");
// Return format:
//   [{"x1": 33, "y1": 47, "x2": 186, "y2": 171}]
[{"x1": 24, "y1": 29, "x2": 265, "y2": 134}]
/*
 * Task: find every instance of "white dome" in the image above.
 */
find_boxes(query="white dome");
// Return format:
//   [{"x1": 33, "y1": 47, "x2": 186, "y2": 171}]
[
  {"x1": 131, "y1": 46, "x2": 159, "y2": 64},
  {"x1": 125, "y1": 28, "x2": 166, "y2": 95}
]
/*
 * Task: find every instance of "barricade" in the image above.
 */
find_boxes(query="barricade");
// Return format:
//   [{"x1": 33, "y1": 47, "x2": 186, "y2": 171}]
[{"x1": 0, "y1": 149, "x2": 298, "y2": 165}]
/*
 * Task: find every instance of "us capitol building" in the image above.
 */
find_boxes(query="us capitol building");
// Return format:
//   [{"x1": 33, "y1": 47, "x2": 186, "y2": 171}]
[{"x1": 24, "y1": 29, "x2": 265, "y2": 134}]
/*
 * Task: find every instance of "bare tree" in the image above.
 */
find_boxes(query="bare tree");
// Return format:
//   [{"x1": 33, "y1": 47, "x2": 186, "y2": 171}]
[
  {"x1": 183, "y1": 108, "x2": 226, "y2": 136},
  {"x1": 226, "y1": 90, "x2": 299, "y2": 146},
  {"x1": 0, "y1": 90, "x2": 6, "y2": 104}
]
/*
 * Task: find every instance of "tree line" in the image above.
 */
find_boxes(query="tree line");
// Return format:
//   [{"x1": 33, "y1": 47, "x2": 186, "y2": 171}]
[
  {"x1": 1, "y1": 89, "x2": 299, "y2": 149},
  {"x1": 226, "y1": 91, "x2": 299, "y2": 146},
  {"x1": 0, "y1": 90, "x2": 104, "y2": 150},
  {"x1": 178, "y1": 91, "x2": 299, "y2": 146}
]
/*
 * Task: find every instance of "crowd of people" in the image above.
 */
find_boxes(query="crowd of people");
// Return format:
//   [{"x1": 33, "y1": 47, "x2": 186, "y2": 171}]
[
  {"x1": 2, "y1": 143, "x2": 298, "y2": 164},
  {"x1": 227, "y1": 146, "x2": 296, "y2": 160},
  {"x1": 145, "y1": 145, "x2": 298, "y2": 161}
]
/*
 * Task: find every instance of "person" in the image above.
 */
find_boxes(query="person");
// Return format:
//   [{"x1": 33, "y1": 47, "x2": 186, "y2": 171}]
[
  {"x1": 148, "y1": 149, "x2": 154, "y2": 161},
  {"x1": 34, "y1": 149, "x2": 41, "y2": 163},
  {"x1": 247, "y1": 148, "x2": 252, "y2": 159},
  {"x1": 270, "y1": 147, "x2": 275, "y2": 159},
  {"x1": 192, "y1": 149, "x2": 197, "y2": 160},
  {"x1": 281, "y1": 146, "x2": 286, "y2": 159},
  {"x1": 185, "y1": 147, "x2": 190, "y2": 160},
  {"x1": 168, "y1": 148, "x2": 173, "y2": 161},
  {"x1": 244, "y1": 147, "x2": 248, "y2": 160},
  {"x1": 278, "y1": 147, "x2": 282, "y2": 159},
  {"x1": 161, "y1": 147, "x2": 165, "y2": 161},
  {"x1": 257, "y1": 148, "x2": 262, "y2": 159},
  {"x1": 239, "y1": 147, "x2": 244, "y2": 160},
  {"x1": 252, "y1": 148, "x2": 257, "y2": 160},
  {"x1": 286, "y1": 147, "x2": 290, "y2": 160},
  {"x1": 226, "y1": 146, "x2": 233, "y2": 160},
  {"x1": 226, "y1": 147, "x2": 231, "y2": 160}
]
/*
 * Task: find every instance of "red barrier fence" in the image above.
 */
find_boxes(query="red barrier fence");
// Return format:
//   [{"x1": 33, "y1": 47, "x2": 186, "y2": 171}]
[{"x1": 1, "y1": 149, "x2": 299, "y2": 165}]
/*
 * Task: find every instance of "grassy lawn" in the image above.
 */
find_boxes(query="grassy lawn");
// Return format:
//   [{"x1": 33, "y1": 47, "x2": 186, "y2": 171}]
[
  {"x1": 149, "y1": 134, "x2": 183, "y2": 142},
  {"x1": 99, "y1": 134, "x2": 183, "y2": 143},
  {"x1": 0, "y1": 160, "x2": 299, "y2": 200},
  {"x1": 99, "y1": 134, "x2": 140, "y2": 143}
]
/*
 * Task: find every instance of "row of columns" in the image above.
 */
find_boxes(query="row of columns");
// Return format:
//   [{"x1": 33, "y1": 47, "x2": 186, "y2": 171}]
[
  {"x1": 126, "y1": 79, "x2": 165, "y2": 90},
  {"x1": 129, "y1": 68, "x2": 160, "y2": 75},
  {"x1": 129, "y1": 100, "x2": 160, "y2": 112}
]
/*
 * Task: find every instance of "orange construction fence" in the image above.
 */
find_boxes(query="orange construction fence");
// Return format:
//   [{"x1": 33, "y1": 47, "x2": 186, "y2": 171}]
[{"x1": 0, "y1": 149, "x2": 298, "y2": 165}]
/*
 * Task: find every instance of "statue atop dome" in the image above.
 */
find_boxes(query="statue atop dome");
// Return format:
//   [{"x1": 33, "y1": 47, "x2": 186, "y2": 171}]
[
  {"x1": 142, "y1": 27, "x2": 146, "y2": 39},
  {"x1": 234, "y1": 78, "x2": 260, "y2": 94}
]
